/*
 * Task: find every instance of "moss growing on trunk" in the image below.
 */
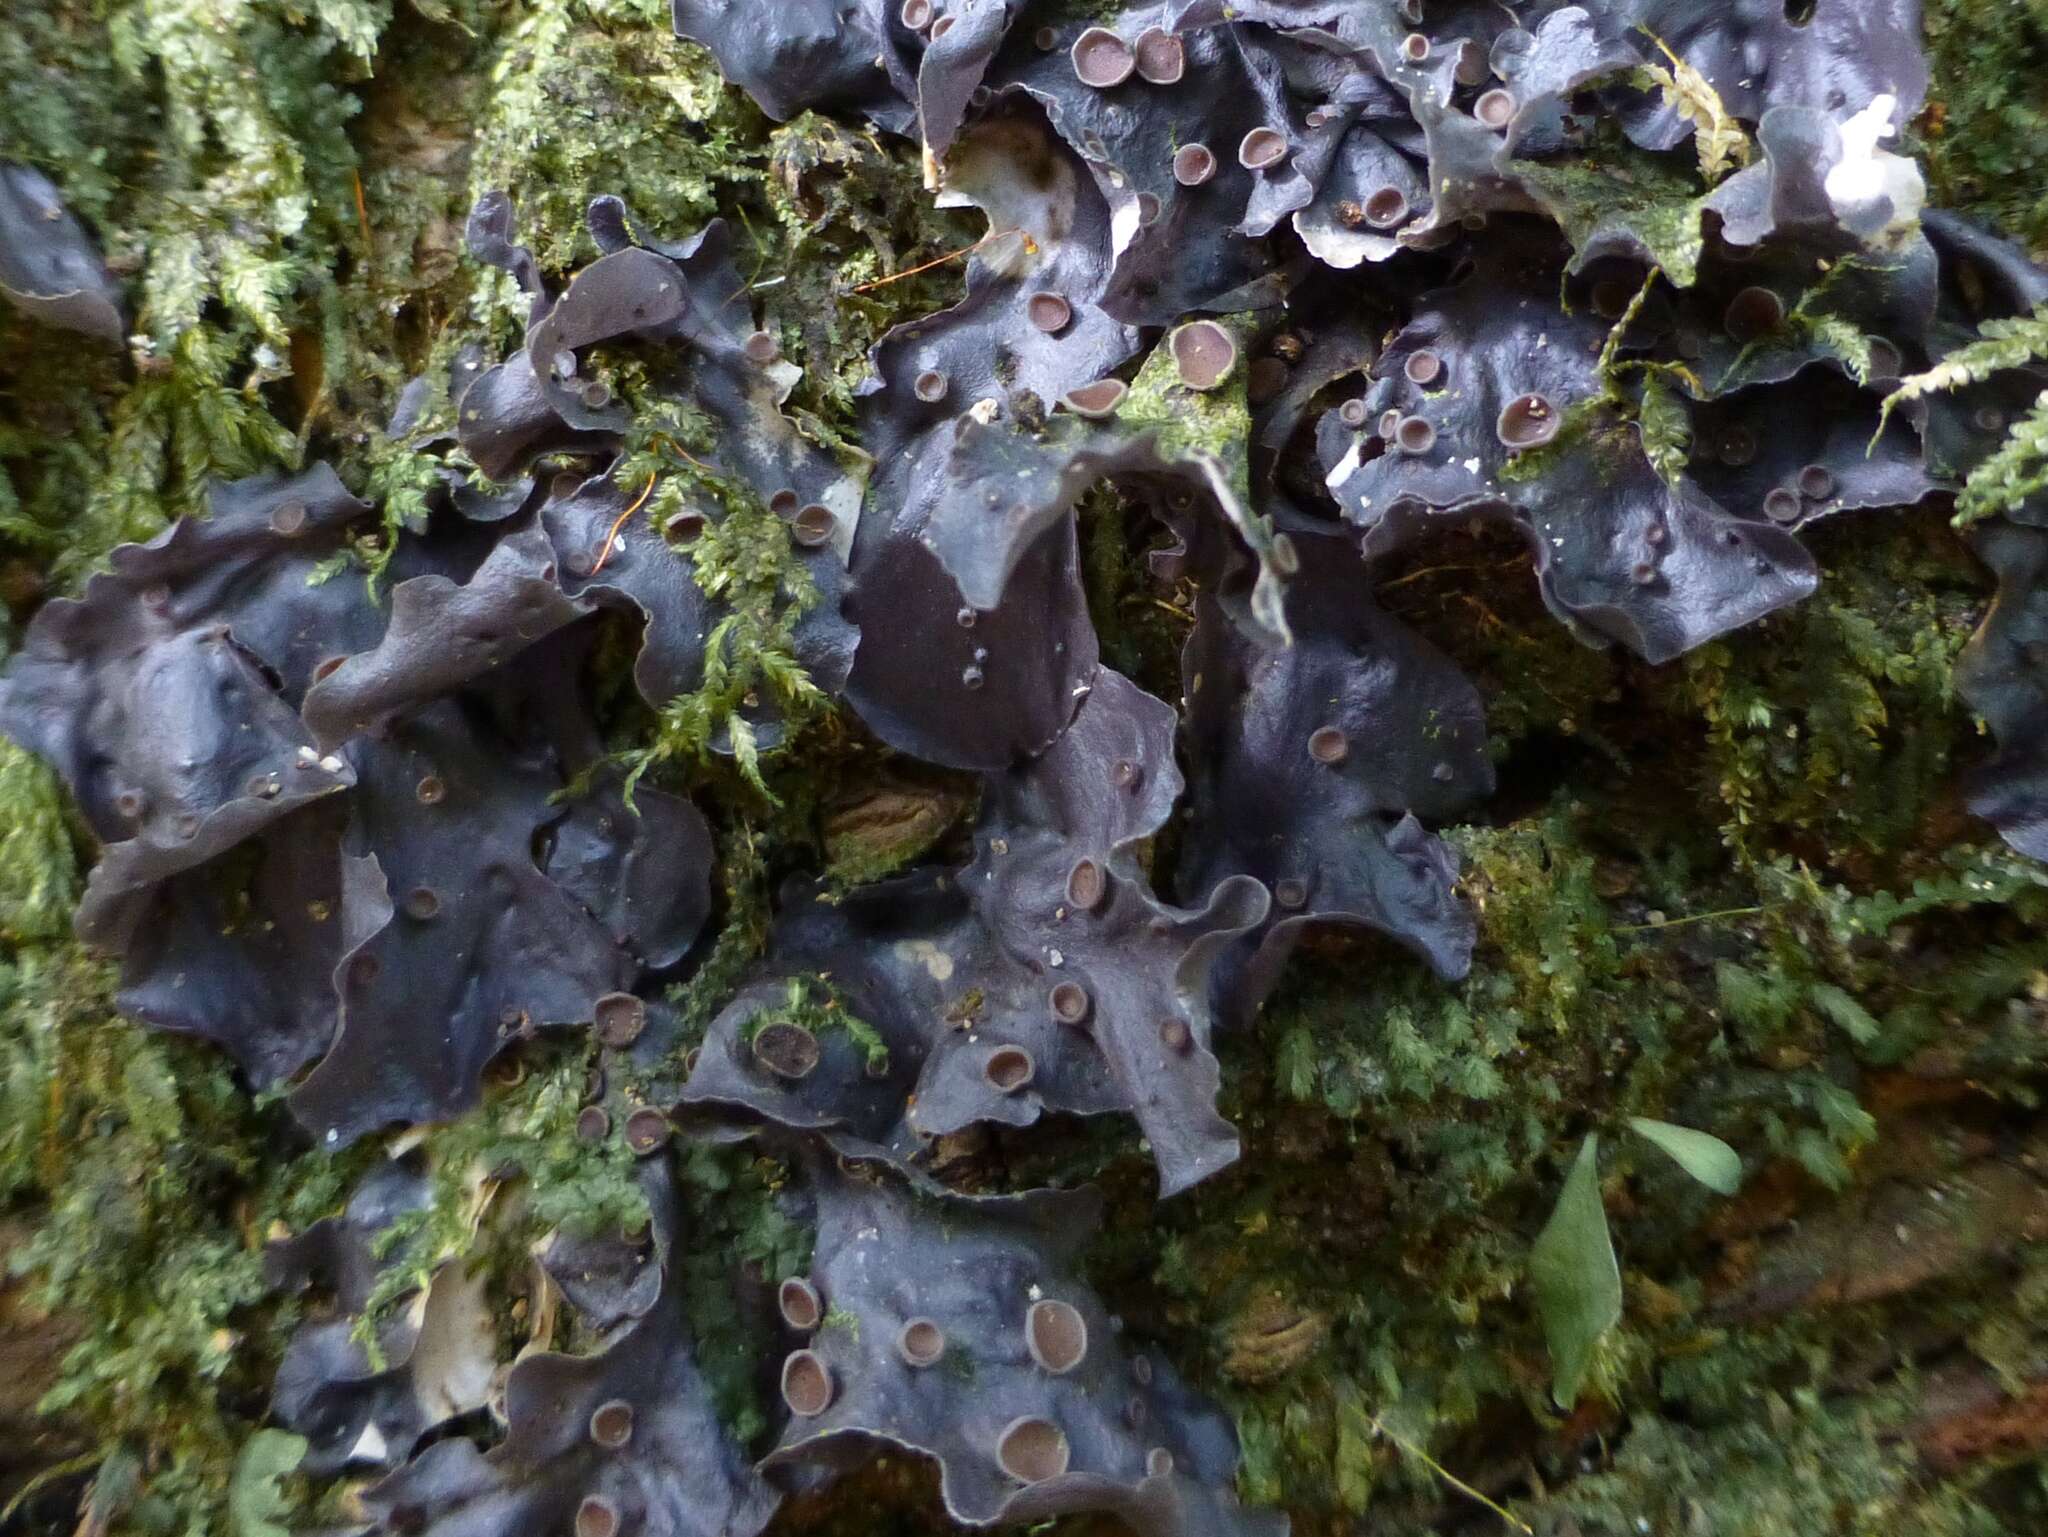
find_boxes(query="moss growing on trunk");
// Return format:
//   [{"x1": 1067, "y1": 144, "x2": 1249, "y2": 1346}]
[{"x1": 3, "y1": 4, "x2": 2048, "y2": 1535}]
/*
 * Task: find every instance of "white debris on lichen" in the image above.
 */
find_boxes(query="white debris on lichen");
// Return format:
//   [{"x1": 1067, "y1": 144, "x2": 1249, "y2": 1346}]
[
  {"x1": 894, "y1": 938, "x2": 955, "y2": 982},
  {"x1": 1825, "y1": 94, "x2": 1926, "y2": 236},
  {"x1": 1324, "y1": 438, "x2": 1363, "y2": 490}
]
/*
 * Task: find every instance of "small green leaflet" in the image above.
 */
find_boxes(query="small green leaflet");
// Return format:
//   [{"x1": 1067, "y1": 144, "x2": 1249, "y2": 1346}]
[
  {"x1": 1626, "y1": 1116, "x2": 1743, "y2": 1195},
  {"x1": 229, "y1": 1429, "x2": 308, "y2": 1537},
  {"x1": 1529, "y1": 1133, "x2": 1621, "y2": 1408},
  {"x1": 1276, "y1": 1025, "x2": 1316, "y2": 1101},
  {"x1": 1634, "y1": 369, "x2": 1692, "y2": 487},
  {"x1": 1808, "y1": 982, "x2": 1880, "y2": 1047}
]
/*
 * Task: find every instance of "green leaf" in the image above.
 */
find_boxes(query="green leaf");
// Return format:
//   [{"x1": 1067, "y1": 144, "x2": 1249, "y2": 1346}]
[
  {"x1": 1808, "y1": 982, "x2": 1880, "y2": 1046},
  {"x1": 726, "y1": 713, "x2": 771, "y2": 802},
  {"x1": 1627, "y1": 1117, "x2": 1742, "y2": 1195},
  {"x1": 1275, "y1": 1025, "x2": 1317, "y2": 1101},
  {"x1": 1333, "y1": 1386, "x2": 1379, "y2": 1513},
  {"x1": 229, "y1": 1429, "x2": 308, "y2": 1537},
  {"x1": 1529, "y1": 1133, "x2": 1621, "y2": 1407},
  {"x1": 1634, "y1": 368, "x2": 1692, "y2": 486}
]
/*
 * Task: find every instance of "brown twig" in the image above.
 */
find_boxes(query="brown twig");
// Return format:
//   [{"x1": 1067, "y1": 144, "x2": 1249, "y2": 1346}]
[
  {"x1": 1456, "y1": 591, "x2": 1507, "y2": 632},
  {"x1": 656, "y1": 434, "x2": 712, "y2": 472},
  {"x1": 844, "y1": 227, "x2": 1028, "y2": 295},
  {"x1": 1378, "y1": 561, "x2": 1488, "y2": 593},
  {"x1": 351, "y1": 170, "x2": 373, "y2": 260},
  {"x1": 591, "y1": 475, "x2": 658, "y2": 575}
]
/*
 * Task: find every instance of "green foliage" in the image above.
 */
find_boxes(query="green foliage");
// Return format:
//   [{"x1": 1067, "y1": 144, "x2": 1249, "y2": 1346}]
[
  {"x1": 1677, "y1": 517, "x2": 1980, "y2": 864},
  {"x1": 1958, "y1": 389, "x2": 2048, "y2": 523},
  {"x1": 98, "y1": 333, "x2": 303, "y2": 559},
  {"x1": 0, "y1": 740, "x2": 79, "y2": 944},
  {"x1": 1637, "y1": 32, "x2": 1752, "y2": 185},
  {"x1": 0, "y1": 948, "x2": 308, "y2": 1536},
  {"x1": 762, "y1": 113, "x2": 985, "y2": 432},
  {"x1": 612, "y1": 429, "x2": 828, "y2": 804},
  {"x1": 226, "y1": 1430, "x2": 306, "y2": 1537},
  {"x1": 1, "y1": 323, "x2": 300, "y2": 590},
  {"x1": 1877, "y1": 303, "x2": 2048, "y2": 526},
  {"x1": 1627, "y1": 1117, "x2": 1743, "y2": 1195},
  {"x1": 3, "y1": 0, "x2": 372, "y2": 347},
  {"x1": 353, "y1": 1039, "x2": 652, "y2": 1352},
  {"x1": 1526, "y1": 1394, "x2": 1997, "y2": 1537},
  {"x1": 1923, "y1": 0, "x2": 2048, "y2": 259},
  {"x1": 1880, "y1": 304, "x2": 2048, "y2": 425},
  {"x1": 353, "y1": 431, "x2": 446, "y2": 589},
  {"x1": 1121, "y1": 764, "x2": 2048, "y2": 1521},
  {"x1": 1635, "y1": 366, "x2": 1693, "y2": 485},
  {"x1": 1530, "y1": 1134, "x2": 1623, "y2": 1406},
  {"x1": 673, "y1": 1142, "x2": 812, "y2": 1445},
  {"x1": 466, "y1": 2, "x2": 758, "y2": 283}
]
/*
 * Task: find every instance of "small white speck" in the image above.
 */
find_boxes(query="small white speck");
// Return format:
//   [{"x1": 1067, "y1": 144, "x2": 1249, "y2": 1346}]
[
  {"x1": 348, "y1": 1421, "x2": 390, "y2": 1464},
  {"x1": 1324, "y1": 439, "x2": 1363, "y2": 492},
  {"x1": 894, "y1": 939, "x2": 955, "y2": 983}
]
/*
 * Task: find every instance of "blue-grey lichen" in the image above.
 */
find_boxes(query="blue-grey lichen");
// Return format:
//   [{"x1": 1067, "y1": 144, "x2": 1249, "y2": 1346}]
[{"x1": 6, "y1": 3, "x2": 2048, "y2": 1536}]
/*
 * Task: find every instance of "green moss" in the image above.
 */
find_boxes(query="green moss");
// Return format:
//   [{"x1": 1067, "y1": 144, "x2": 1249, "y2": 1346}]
[
  {"x1": 2, "y1": 4, "x2": 2048, "y2": 1534},
  {"x1": 466, "y1": 4, "x2": 759, "y2": 282},
  {"x1": 0, "y1": 742, "x2": 79, "y2": 945},
  {"x1": 0, "y1": 948, "x2": 319, "y2": 1536},
  {"x1": 1515, "y1": 146, "x2": 1710, "y2": 286},
  {"x1": 610, "y1": 439, "x2": 829, "y2": 804},
  {"x1": 1922, "y1": 0, "x2": 2048, "y2": 260},
  {"x1": 1528, "y1": 1395, "x2": 1993, "y2": 1537},
  {"x1": 350, "y1": 1038, "x2": 653, "y2": 1358},
  {"x1": 735, "y1": 976, "x2": 891, "y2": 1076},
  {"x1": 673, "y1": 1142, "x2": 811, "y2": 1446},
  {"x1": 761, "y1": 113, "x2": 984, "y2": 435},
  {"x1": 1674, "y1": 513, "x2": 1983, "y2": 867}
]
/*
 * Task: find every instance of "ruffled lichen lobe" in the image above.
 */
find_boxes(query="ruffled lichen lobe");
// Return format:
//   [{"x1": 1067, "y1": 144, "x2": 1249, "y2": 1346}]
[{"x1": 5, "y1": 1, "x2": 2048, "y2": 1535}]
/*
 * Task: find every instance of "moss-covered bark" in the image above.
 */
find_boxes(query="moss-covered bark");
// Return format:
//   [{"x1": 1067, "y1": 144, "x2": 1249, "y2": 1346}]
[{"x1": 3, "y1": 2, "x2": 2048, "y2": 1535}]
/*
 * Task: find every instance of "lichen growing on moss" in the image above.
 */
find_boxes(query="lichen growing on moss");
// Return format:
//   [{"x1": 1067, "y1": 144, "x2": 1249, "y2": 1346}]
[{"x1": 5, "y1": 3, "x2": 2048, "y2": 1535}]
